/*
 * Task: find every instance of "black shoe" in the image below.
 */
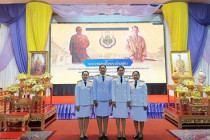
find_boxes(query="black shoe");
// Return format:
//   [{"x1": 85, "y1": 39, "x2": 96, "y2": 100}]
[
  {"x1": 84, "y1": 135, "x2": 88, "y2": 139},
  {"x1": 80, "y1": 136, "x2": 84, "y2": 140},
  {"x1": 122, "y1": 137, "x2": 126, "y2": 140},
  {"x1": 117, "y1": 137, "x2": 121, "y2": 140},
  {"x1": 103, "y1": 134, "x2": 109, "y2": 139},
  {"x1": 133, "y1": 133, "x2": 139, "y2": 139},
  {"x1": 98, "y1": 135, "x2": 103, "y2": 140},
  {"x1": 138, "y1": 134, "x2": 143, "y2": 140}
]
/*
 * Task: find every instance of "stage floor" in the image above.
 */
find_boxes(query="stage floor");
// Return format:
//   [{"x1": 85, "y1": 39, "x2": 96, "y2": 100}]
[
  {"x1": 46, "y1": 95, "x2": 170, "y2": 104},
  {"x1": 46, "y1": 119, "x2": 179, "y2": 140}
]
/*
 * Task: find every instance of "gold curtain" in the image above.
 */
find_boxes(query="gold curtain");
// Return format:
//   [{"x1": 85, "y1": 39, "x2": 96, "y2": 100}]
[
  {"x1": 162, "y1": 2, "x2": 189, "y2": 51},
  {"x1": 26, "y1": 2, "x2": 52, "y2": 51}
]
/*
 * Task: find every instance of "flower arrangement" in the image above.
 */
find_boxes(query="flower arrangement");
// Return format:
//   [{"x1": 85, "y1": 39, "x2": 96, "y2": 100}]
[
  {"x1": 202, "y1": 85, "x2": 210, "y2": 93},
  {"x1": 5, "y1": 84, "x2": 20, "y2": 93},
  {"x1": 191, "y1": 88, "x2": 202, "y2": 99},
  {"x1": 182, "y1": 79, "x2": 195, "y2": 86},
  {"x1": 32, "y1": 84, "x2": 45, "y2": 92},
  {"x1": 171, "y1": 70, "x2": 180, "y2": 84},
  {"x1": 175, "y1": 84, "x2": 188, "y2": 93},
  {"x1": 16, "y1": 73, "x2": 27, "y2": 80},
  {"x1": 40, "y1": 72, "x2": 53, "y2": 80},
  {"x1": 24, "y1": 78, "x2": 37, "y2": 86}
]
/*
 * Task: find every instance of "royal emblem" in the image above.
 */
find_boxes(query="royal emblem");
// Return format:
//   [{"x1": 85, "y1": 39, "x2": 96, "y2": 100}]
[{"x1": 99, "y1": 31, "x2": 116, "y2": 48}]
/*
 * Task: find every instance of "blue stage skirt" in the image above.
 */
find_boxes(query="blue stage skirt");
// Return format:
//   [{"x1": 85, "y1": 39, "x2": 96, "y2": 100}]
[
  {"x1": 95, "y1": 101, "x2": 110, "y2": 117},
  {"x1": 113, "y1": 102, "x2": 128, "y2": 118},
  {"x1": 76, "y1": 105, "x2": 92, "y2": 118},
  {"x1": 131, "y1": 106, "x2": 147, "y2": 122}
]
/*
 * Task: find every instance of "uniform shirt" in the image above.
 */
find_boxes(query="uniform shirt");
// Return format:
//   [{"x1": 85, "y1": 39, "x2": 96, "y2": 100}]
[
  {"x1": 130, "y1": 80, "x2": 147, "y2": 106},
  {"x1": 92, "y1": 74, "x2": 112, "y2": 101},
  {"x1": 75, "y1": 80, "x2": 93, "y2": 106},
  {"x1": 112, "y1": 76, "x2": 131, "y2": 102}
]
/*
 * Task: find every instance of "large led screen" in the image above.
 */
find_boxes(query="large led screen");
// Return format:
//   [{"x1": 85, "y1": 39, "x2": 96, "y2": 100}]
[{"x1": 51, "y1": 23, "x2": 166, "y2": 84}]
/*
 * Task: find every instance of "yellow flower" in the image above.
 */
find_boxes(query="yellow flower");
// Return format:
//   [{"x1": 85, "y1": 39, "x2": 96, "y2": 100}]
[
  {"x1": 24, "y1": 78, "x2": 37, "y2": 86},
  {"x1": 202, "y1": 85, "x2": 210, "y2": 93},
  {"x1": 40, "y1": 72, "x2": 53, "y2": 79},
  {"x1": 5, "y1": 84, "x2": 20, "y2": 92},
  {"x1": 16, "y1": 73, "x2": 27, "y2": 80},
  {"x1": 32, "y1": 84, "x2": 45, "y2": 92},
  {"x1": 175, "y1": 84, "x2": 188, "y2": 93},
  {"x1": 182, "y1": 79, "x2": 195, "y2": 86}
]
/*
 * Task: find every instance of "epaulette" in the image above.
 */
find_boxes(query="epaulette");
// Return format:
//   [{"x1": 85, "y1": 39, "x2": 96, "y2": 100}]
[
  {"x1": 129, "y1": 81, "x2": 133, "y2": 83},
  {"x1": 105, "y1": 74, "x2": 110, "y2": 76},
  {"x1": 88, "y1": 80, "x2": 92, "y2": 82},
  {"x1": 124, "y1": 76, "x2": 128, "y2": 78},
  {"x1": 95, "y1": 74, "x2": 100, "y2": 76},
  {"x1": 140, "y1": 80, "x2": 144, "y2": 82},
  {"x1": 112, "y1": 76, "x2": 118, "y2": 79},
  {"x1": 77, "y1": 80, "x2": 82, "y2": 83}
]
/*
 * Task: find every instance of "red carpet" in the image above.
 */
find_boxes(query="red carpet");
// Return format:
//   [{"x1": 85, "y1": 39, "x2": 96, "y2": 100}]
[
  {"x1": 46, "y1": 95, "x2": 173, "y2": 104},
  {"x1": 45, "y1": 119, "x2": 178, "y2": 140}
]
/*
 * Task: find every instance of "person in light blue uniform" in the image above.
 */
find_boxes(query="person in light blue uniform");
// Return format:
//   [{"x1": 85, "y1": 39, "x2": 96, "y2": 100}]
[
  {"x1": 75, "y1": 71, "x2": 93, "y2": 139},
  {"x1": 92, "y1": 64, "x2": 112, "y2": 139},
  {"x1": 112, "y1": 66, "x2": 131, "y2": 140},
  {"x1": 130, "y1": 71, "x2": 147, "y2": 140}
]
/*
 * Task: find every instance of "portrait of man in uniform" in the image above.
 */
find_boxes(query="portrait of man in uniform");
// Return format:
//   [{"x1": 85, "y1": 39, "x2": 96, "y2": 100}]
[
  {"x1": 69, "y1": 26, "x2": 90, "y2": 64},
  {"x1": 126, "y1": 26, "x2": 147, "y2": 62},
  {"x1": 175, "y1": 54, "x2": 185, "y2": 75},
  {"x1": 170, "y1": 51, "x2": 192, "y2": 78}
]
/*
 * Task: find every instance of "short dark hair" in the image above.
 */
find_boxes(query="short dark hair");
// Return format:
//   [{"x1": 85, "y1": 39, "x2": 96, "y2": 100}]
[
  {"x1": 117, "y1": 66, "x2": 125, "y2": 71},
  {"x1": 132, "y1": 71, "x2": 140, "y2": 76},
  {"x1": 99, "y1": 64, "x2": 106, "y2": 69},
  {"x1": 76, "y1": 26, "x2": 82, "y2": 31},
  {"x1": 132, "y1": 26, "x2": 138, "y2": 30},
  {"x1": 82, "y1": 71, "x2": 89, "y2": 75}
]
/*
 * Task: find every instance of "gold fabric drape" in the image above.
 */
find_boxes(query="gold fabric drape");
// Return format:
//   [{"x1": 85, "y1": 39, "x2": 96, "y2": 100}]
[
  {"x1": 162, "y1": 2, "x2": 189, "y2": 51},
  {"x1": 26, "y1": 2, "x2": 52, "y2": 51}
]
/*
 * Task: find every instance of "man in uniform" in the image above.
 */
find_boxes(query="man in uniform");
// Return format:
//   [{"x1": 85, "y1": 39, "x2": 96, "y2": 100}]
[
  {"x1": 175, "y1": 54, "x2": 185, "y2": 75},
  {"x1": 69, "y1": 27, "x2": 90, "y2": 64},
  {"x1": 92, "y1": 64, "x2": 112, "y2": 139},
  {"x1": 126, "y1": 26, "x2": 147, "y2": 62}
]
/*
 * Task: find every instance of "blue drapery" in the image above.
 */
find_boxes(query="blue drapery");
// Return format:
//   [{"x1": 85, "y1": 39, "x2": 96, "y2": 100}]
[
  {"x1": 0, "y1": 4, "x2": 28, "y2": 73},
  {"x1": 188, "y1": 4, "x2": 210, "y2": 74},
  {"x1": 53, "y1": 103, "x2": 169, "y2": 120}
]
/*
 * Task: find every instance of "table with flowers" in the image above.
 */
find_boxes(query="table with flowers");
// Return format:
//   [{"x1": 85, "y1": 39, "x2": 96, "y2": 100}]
[
  {"x1": 0, "y1": 72, "x2": 56, "y2": 131},
  {"x1": 164, "y1": 78, "x2": 210, "y2": 129}
]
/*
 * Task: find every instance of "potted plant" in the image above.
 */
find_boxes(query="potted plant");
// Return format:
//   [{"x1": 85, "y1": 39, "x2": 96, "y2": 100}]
[
  {"x1": 32, "y1": 84, "x2": 45, "y2": 96},
  {"x1": 24, "y1": 78, "x2": 37, "y2": 88},
  {"x1": 5, "y1": 84, "x2": 20, "y2": 95},
  {"x1": 16, "y1": 73, "x2": 27, "y2": 83},
  {"x1": 175, "y1": 84, "x2": 188, "y2": 98},
  {"x1": 182, "y1": 79, "x2": 195, "y2": 91},
  {"x1": 40, "y1": 72, "x2": 53, "y2": 83}
]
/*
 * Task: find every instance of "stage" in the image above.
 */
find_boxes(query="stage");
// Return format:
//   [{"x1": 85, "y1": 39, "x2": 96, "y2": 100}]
[
  {"x1": 45, "y1": 119, "x2": 179, "y2": 140},
  {"x1": 164, "y1": 108, "x2": 210, "y2": 129},
  {"x1": 45, "y1": 95, "x2": 171, "y2": 120}
]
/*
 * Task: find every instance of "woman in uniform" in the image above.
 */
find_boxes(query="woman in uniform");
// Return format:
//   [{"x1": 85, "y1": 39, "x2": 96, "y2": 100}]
[
  {"x1": 75, "y1": 71, "x2": 93, "y2": 139},
  {"x1": 130, "y1": 71, "x2": 147, "y2": 140},
  {"x1": 112, "y1": 66, "x2": 131, "y2": 140}
]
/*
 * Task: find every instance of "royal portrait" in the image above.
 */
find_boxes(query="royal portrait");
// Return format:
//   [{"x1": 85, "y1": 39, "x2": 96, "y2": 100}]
[
  {"x1": 170, "y1": 51, "x2": 192, "y2": 78},
  {"x1": 28, "y1": 51, "x2": 48, "y2": 77}
]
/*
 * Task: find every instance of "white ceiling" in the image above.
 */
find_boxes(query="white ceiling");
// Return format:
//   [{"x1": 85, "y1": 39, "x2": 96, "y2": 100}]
[{"x1": 0, "y1": 0, "x2": 210, "y2": 4}]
